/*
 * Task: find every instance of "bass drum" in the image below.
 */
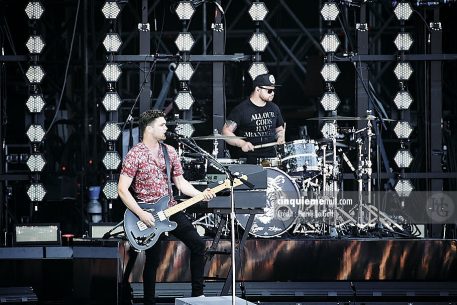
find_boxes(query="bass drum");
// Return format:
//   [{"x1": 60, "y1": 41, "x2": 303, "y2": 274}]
[{"x1": 237, "y1": 167, "x2": 300, "y2": 238}]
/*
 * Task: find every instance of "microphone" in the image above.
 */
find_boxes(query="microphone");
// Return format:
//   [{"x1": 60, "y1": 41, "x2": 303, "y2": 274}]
[{"x1": 165, "y1": 131, "x2": 187, "y2": 140}]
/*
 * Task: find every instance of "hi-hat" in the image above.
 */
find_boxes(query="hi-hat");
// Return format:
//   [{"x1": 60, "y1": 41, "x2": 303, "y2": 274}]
[
  {"x1": 167, "y1": 119, "x2": 205, "y2": 125},
  {"x1": 192, "y1": 135, "x2": 246, "y2": 141},
  {"x1": 308, "y1": 115, "x2": 395, "y2": 122}
]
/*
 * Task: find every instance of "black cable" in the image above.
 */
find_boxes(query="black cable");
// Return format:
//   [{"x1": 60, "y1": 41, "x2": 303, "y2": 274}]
[{"x1": 44, "y1": 0, "x2": 81, "y2": 138}]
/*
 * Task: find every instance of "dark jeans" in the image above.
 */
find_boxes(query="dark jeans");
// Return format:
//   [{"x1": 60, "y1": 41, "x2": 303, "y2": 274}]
[{"x1": 143, "y1": 211, "x2": 205, "y2": 305}]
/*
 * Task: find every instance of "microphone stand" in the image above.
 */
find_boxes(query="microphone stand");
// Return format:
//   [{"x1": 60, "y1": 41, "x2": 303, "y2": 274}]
[{"x1": 176, "y1": 137, "x2": 253, "y2": 304}]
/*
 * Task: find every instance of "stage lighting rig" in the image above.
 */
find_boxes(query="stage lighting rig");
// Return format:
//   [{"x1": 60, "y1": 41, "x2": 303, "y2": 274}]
[
  {"x1": 26, "y1": 95, "x2": 45, "y2": 113},
  {"x1": 26, "y1": 154, "x2": 46, "y2": 172},
  {"x1": 174, "y1": 90, "x2": 195, "y2": 111},
  {"x1": 27, "y1": 183, "x2": 46, "y2": 202},
  {"x1": 320, "y1": 90, "x2": 341, "y2": 112},
  {"x1": 394, "y1": 149, "x2": 413, "y2": 168},
  {"x1": 248, "y1": 63, "x2": 268, "y2": 81},
  {"x1": 395, "y1": 179, "x2": 414, "y2": 197},
  {"x1": 394, "y1": 121, "x2": 414, "y2": 139},
  {"x1": 320, "y1": 32, "x2": 340, "y2": 53},
  {"x1": 394, "y1": 2, "x2": 413, "y2": 21},
  {"x1": 102, "y1": 180, "x2": 118, "y2": 200},
  {"x1": 321, "y1": 63, "x2": 340, "y2": 82},
  {"x1": 102, "y1": 151, "x2": 121, "y2": 170},
  {"x1": 103, "y1": 33, "x2": 122, "y2": 53},
  {"x1": 26, "y1": 65, "x2": 45, "y2": 84},
  {"x1": 394, "y1": 62, "x2": 413, "y2": 81},
  {"x1": 102, "y1": 91, "x2": 122, "y2": 112},
  {"x1": 175, "y1": 123, "x2": 195, "y2": 138},
  {"x1": 26, "y1": 125, "x2": 45, "y2": 143},
  {"x1": 102, "y1": 63, "x2": 122, "y2": 83},
  {"x1": 394, "y1": 89, "x2": 413, "y2": 110},
  {"x1": 102, "y1": 122, "x2": 121, "y2": 142},
  {"x1": 321, "y1": 122, "x2": 338, "y2": 139},
  {"x1": 394, "y1": 32, "x2": 413, "y2": 51}
]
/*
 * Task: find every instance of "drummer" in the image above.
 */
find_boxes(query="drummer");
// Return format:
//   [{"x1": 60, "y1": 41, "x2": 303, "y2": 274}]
[{"x1": 222, "y1": 73, "x2": 285, "y2": 164}]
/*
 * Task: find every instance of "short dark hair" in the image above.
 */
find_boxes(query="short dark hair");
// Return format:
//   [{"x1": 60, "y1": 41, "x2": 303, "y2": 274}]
[{"x1": 139, "y1": 110, "x2": 165, "y2": 135}]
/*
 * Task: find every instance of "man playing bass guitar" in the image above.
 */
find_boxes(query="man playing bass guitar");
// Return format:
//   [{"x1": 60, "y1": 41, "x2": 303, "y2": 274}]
[{"x1": 118, "y1": 110, "x2": 215, "y2": 305}]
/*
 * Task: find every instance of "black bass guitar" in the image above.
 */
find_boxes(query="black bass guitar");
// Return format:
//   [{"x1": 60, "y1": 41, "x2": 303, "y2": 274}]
[{"x1": 124, "y1": 176, "x2": 246, "y2": 251}]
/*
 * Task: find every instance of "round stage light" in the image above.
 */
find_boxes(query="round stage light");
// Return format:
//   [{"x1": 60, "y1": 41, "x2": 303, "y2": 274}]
[
  {"x1": 394, "y1": 149, "x2": 413, "y2": 168},
  {"x1": 174, "y1": 91, "x2": 195, "y2": 111},
  {"x1": 27, "y1": 154, "x2": 46, "y2": 172},
  {"x1": 102, "y1": 92, "x2": 122, "y2": 112},
  {"x1": 102, "y1": 122, "x2": 121, "y2": 141},
  {"x1": 248, "y1": 62, "x2": 268, "y2": 80},
  {"x1": 175, "y1": 32, "x2": 195, "y2": 52},
  {"x1": 320, "y1": 2, "x2": 339, "y2": 21},
  {"x1": 26, "y1": 95, "x2": 45, "y2": 113},
  {"x1": 175, "y1": 62, "x2": 194, "y2": 81},
  {"x1": 249, "y1": 32, "x2": 269, "y2": 52},
  {"x1": 27, "y1": 183, "x2": 46, "y2": 202},
  {"x1": 175, "y1": 1, "x2": 195, "y2": 20},
  {"x1": 248, "y1": 2, "x2": 268, "y2": 21}
]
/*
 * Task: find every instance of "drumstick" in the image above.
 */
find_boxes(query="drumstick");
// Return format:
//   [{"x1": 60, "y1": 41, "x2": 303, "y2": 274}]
[{"x1": 253, "y1": 142, "x2": 278, "y2": 149}]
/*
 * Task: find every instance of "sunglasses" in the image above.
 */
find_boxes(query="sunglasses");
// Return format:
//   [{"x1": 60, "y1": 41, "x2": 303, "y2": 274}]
[{"x1": 259, "y1": 86, "x2": 275, "y2": 94}]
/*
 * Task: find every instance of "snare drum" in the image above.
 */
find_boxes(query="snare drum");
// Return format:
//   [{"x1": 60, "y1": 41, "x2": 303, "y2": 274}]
[
  {"x1": 281, "y1": 139, "x2": 319, "y2": 175},
  {"x1": 237, "y1": 167, "x2": 300, "y2": 238}
]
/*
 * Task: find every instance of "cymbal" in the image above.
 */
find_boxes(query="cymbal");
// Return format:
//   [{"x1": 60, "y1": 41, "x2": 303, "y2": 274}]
[
  {"x1": 192, "y1": 135, "x2": 246, "y2": 141},
  {"x1": 167, "y1": 119, "x2": 205, "y2": 125},
  {"x1": 308, "y1": 116, "x2": 395, "y2": 122},
  {"x1": 316, "y1": 138, "x2": 349, "y2": 148}
]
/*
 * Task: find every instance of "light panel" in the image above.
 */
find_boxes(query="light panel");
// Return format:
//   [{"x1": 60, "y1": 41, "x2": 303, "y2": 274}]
[
  {"x1": 175, "y1": 1, "x2": 195, "y2": 20},
  {"x1": 102, "y1": 122, "x2": 121, "y2": 141},
  {"x1": 248, "y1": 2, "x2": 268, "y2": 21},
  {"x1": 175, "y1": 62, "x2": 194, "y2": 81},
  {"x1": 394, "y1": 32, "x2": 413, "y2": 51},
  {"x1": 394, "y1": 179, "x2": 414, "y2": 197},
  {"x1": 175, "y1": 123, "x2": 195, "y2": 138},
  {"x1": 394, "y1": 121, "x2": 413, "y2": 139},
  {"x1": 25, "y1": 1, "x2": 44, "y2": 20},
  {"x1": 26, "y1": 154, "x2": 46, "y2": 172},
  {"x1": 249, "y1": 32, "x2": 269, "y2": 52},
  {"x1": 248, "y1": 62, "x2": 268, "y2": 80},
  {"x1": 320, "y1": 2, "x2": 340, "y2": 21},
  {"x1": 320, "y1": 63, "x2": 340, "y2": 82},
  {"x1": 26, "y1": 35, "x2": 45, "y2": 54},
  {"x1": 393, "y1": 89, "x2": 413, "y2": 110},
  {"x1": 26, "y1": 65, "x2": 45, "y2": 84},
  {"x1": 102, "y1": 63, "x2": 122, "y2": 82},
  {"x1": 27, "y1": 183, "x2": 46, "y2": 202},
  {"x1": 103, "y1": 33, "x2": 122, "y2": 53},
  {"x1": 175, "y1": 32, "x2": 195, "y2": 52},
  {"x1": 394, "y1": 2, "x2": 413, "y2": 21},
  {"x1": 102, "y1": 151, "x2": 121, "y2": 170},
  {"x1": 103, "y1": 180, "x2": 118, "y2": 199},
  {"x1": 321, "y1": 122, "x2": 337, "y2": 139},
  {"x1": 394, "y1": 62, "x2": 413, "y2": 81},
  {"x1": 320, "y1": 91, "x2": 340, "y2": 111},
  {"x1": 26, "y1": 95, "x2": 45, "y2": 113},
  {"x1": 394, "y1": 149, "x2": 413, "y2": 168},
  {"x1": 26, "y1": 125, "x2": 45, "y2": 143},
  {"x1": 174, "y1": 91, "x2": 195, "y2": 111},
  {"x1": 102, "y1": 1, "x2": 121, "y2": 19},
  {"x1": 320, "y1": 32, "x2": 340, "y2": 53},
  {"x1": 102, "y1": 91, "x2": 122, "y2": 111}
]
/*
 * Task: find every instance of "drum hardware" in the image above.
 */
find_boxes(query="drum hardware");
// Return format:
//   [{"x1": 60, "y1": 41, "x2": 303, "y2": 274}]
[
  {"x1": 167, "y1": 119, "x2": 206, "y2": 125},
  {"x1": 307, "y1": 116, "x2": 396, "y2": 122}
]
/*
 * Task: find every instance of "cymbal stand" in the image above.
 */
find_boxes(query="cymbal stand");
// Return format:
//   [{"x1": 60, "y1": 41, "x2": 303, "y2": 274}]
[{"x1": 212, "y1": 129, "x2": 219, "y2": 158}]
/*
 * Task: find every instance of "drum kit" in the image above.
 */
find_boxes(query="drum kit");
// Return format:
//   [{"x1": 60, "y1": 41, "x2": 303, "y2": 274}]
[{"x1": 179, "y1": 114, "x2": 402, "y2": 238}]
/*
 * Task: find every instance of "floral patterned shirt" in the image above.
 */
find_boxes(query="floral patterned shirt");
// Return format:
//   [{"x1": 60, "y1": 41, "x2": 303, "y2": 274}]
[{"x1": 120, "y1": 142, "x2": 183, "y2": 206}]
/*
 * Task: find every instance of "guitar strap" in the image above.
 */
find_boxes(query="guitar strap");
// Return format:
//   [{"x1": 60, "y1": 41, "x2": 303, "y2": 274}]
[{"x1": 160, "y1": 142, "x2": 173, "y2": 197}]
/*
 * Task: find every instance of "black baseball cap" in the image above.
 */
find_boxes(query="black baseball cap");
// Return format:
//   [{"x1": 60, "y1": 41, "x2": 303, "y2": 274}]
[{"x1": 253, "y1": 73, "x2": 281, "y2": 87}]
